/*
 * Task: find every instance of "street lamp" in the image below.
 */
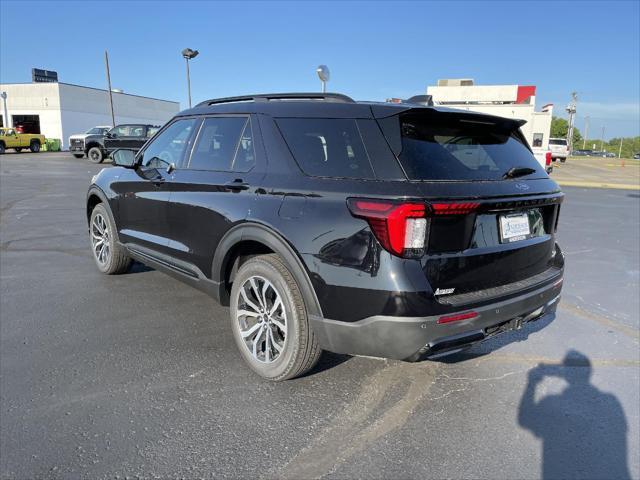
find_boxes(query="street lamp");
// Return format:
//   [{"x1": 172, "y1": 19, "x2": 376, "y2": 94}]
[
  {"x1": 0, "y1": 92, "x2": 8, "y2": 128},
  {"x1": 182, "y1": 48, "x2": 199, "y2": 108},
  {"x1": 316, "y1": 65, "x2": 330, "y2": 93}
]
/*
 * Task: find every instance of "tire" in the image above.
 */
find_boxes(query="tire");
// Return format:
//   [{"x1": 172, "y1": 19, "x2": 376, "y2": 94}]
[
  {"x1": 89, "y1": 203, "x2": 132, "y2": 274},
  {"x1": 73, "y1": 154, "x2": 84, "y2": 159},
  {"x1": 560, "y1": 157, "x2": 567, "y2": 163},
  {"x1": 29, "y1": 141, "x2": 40, "y2": 153},
  {"x1": 0, "y1": 143, "x2": 4, "y2": 154},
  {"x1": 230, "y1": 254, "x2": 322, "y2": 381},
  {"x1": 15, "y1": 147, "x2": 22, "y2": 153},
  {"x1": 88, "y1": 146, "x2": 104, "y2": 163}
]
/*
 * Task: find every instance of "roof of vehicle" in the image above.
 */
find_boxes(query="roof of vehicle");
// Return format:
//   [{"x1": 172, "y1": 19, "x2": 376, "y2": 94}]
[{"x1": 176, "y1": 92, "x2": 528, "y2": 128}]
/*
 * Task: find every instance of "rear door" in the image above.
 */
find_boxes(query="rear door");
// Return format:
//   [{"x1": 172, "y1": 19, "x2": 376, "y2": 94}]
[
  {"x1": 377, "y1": 109, "x2": 563, "y2": 297},
  {"x1": 164, "y1": 115, "x2": 265, "y2": 274}
]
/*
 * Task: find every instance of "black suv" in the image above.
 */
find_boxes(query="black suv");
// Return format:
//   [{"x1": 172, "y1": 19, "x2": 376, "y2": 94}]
[
  {"x1": 102, "y1": 124, "x2": 160, "y2": 162},
  {"x1": 86, "y1": 93, "x2": 564, "y2": 381}
]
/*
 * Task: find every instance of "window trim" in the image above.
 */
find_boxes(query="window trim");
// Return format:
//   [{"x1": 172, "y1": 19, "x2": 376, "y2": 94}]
[{"x1": 184, "y1": 114, "x2": 255, "y2": 173}]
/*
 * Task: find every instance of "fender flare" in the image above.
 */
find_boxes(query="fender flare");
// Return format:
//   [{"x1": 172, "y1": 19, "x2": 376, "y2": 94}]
[
  {"x1": 86, "y1": 186, "x2": 120, "y2": 242},
  {"x1": 212, "y1": 223, "x2": 323, "y2": 318}
]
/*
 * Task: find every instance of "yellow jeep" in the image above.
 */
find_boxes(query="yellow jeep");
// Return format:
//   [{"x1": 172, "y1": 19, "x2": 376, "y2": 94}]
[{"x1": 0, "y1": 128, "x2": 46, "y2": 154}]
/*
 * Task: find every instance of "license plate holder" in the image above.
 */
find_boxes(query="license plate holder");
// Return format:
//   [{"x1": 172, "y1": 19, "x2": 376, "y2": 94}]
[{"x1": 499, "y1": 213, "x2": 531, "y2": 243}]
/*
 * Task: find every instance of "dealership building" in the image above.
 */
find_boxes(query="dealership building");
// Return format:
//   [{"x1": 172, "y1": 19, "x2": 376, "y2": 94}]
[
  {"x1": 427, "y1": 79, "x2": 553, "y2": 149},
  {"x1": 0, "y1": 81, "x2": 180, "y2": 149}
]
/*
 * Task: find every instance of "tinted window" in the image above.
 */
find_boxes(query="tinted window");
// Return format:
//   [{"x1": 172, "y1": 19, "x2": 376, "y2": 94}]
[
  {"x1": 231, "y1": 120, "x2": 256, "y2": 172},
  {"x1": 549, "y1": 139, "x2": 567, "y2": 145},
  {"x1": 276, "y1": 118, "x2": 374, "y2": 179},
  {"x1": 111, "y1": 126, "x2": 129, "y2": 136},
  {"x1": 140, "y1": 119, "x2": 197, "y2": 169},
  {"x1": 189, "y1": 117, "x2": 247, "y2": 171},
  {"x1": 396, "y1": 114, "x2": 545, "y2": 181}
]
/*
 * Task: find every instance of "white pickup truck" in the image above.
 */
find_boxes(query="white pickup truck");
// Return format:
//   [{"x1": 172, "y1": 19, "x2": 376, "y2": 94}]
[
  {"x1": 549, "y1": 138, "x2": 569, "y2": 162},
  {"x1": 532, "y1": 147, "x2": 553, "y2": 174}
]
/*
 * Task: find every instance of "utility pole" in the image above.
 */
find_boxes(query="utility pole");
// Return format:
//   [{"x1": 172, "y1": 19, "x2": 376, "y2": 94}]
[
  {"x1": 565, "y1": 92, "x2": 577, "y2": 152},
  {"x1": 618, "y1": 137, "x2": 623, "y2": 158},
  {"x1": 583, "y1": 115, "x2": 589, "y2": 149},
  {"x1": 600, "y1": 126, "x2": 605, "y2": 151},
  {"x1": 181, "y1": 48, "x2": 199, "y2": 108},
  {"x1": 104, "y1": 51, "x2": 116, "y2": 127}
]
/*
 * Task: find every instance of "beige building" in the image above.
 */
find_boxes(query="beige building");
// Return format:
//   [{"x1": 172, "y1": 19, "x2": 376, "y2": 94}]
[
  {"x1": 427, "y1": 79, "x2": 553, "y2": 149},
  {"x1": 0, "y1": 82, "x2": 179, "y2": 149}
]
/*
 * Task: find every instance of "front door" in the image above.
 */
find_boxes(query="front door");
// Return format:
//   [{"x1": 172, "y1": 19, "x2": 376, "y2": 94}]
[{"x1": 112, "y1": 118, "x2": 199, "y2": 256}]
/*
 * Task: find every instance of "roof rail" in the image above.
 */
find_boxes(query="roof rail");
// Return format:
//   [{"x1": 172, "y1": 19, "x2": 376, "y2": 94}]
[{"x1": 195, "y1": 92, "x2": 355, "y2": 108}]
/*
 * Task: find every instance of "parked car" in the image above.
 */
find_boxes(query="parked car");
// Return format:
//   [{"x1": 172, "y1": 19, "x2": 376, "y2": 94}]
[
  {"x1": 532, "y1": 148, "x2": 553, "y2": 174},
  {"x1": 571, "y1": 149, "x2": 591, "y2": 156},
  {"x1": 87, "y1": 93, "x2": 564, "y2": 381},
  {"x1": 589, "y1": 151, "x2": 608, "y2": 158},
  {"x1": 548, "y1": 138, "x2": 569, "y2": 162},
  {"x1": 69, "y1": 126, "x2": 112, "y2": 160},
  {"x1": 101, "y1": 124, "x2": 160, "y2": 163},
  {"x1": 605, "y1": 152, "x2": 616, "y2": 158},
  {"x1": 0, "y1": 128, "x2": 45, "y2": 154},
  {"x1": 633, "y1": 153, "x2": 640, "y2": 160}
]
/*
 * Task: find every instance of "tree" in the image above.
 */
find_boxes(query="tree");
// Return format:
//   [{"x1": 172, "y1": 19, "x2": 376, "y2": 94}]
[
  {"x1": 550, "y1": 116, "x2": 582, "y2": 148},
  {"x1": 550, "y1": 116, "x2": 569, "y2": 138}
]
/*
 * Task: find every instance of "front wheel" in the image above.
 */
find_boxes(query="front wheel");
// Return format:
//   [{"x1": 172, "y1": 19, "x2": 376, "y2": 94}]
[
  {"x1": 88, "y1": 146, "x2": 104, "y2": 163},
  {"x1": 15, "y1": 147, "x2": 22, "y2": 153},
  {"x1": 29, "y1": 141, "x2": 40, "y2": 153},
  {"x1": 560, "y1": 157, "x2": 567, "y2": 163},
  {"x1": 230, "y1": 254, "x2": 321, "y2": 381},
  {"x1": 89, "y1": 203, "x2": 132, "y2": 274},
  {"x1": 0, "y1": 143, "x2": 4, "y2": 154}
]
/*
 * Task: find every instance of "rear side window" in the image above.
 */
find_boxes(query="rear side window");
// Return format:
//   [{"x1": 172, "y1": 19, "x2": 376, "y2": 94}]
[
  {"x1": 276, "y1": 118, "x2": 374, "y2": 179},
  {"x1": 394, "y1": 114, "x2": 545, "y2": 181},
  {"x1": 189, "y1": 117, "x2": 250, "y2": 171}
]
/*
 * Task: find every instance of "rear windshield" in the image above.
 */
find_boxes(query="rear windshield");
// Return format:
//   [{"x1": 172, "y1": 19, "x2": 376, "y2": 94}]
[
  {"x1": 276, "y1": 118, "x2": 375, "y2": 179},
  {"x1": 394, "y1": 113, "x2": 545, "y2": 181},
  {"x1": 549, "y1": 139, "x2": 567, "y2": 145}
]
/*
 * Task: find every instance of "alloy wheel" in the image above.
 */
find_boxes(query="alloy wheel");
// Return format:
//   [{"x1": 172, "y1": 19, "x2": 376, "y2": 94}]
[
  {"x1": 236, "y1": 275, "x2": 287, "y2": 363},
  {"x1": 91, "y1": 213, "x2": 111, "y2": 265}
]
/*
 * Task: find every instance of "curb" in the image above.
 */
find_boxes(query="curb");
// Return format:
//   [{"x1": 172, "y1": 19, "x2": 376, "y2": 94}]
[{"x1": 556, "y1": 180, "x2": 640, "y2": 190}]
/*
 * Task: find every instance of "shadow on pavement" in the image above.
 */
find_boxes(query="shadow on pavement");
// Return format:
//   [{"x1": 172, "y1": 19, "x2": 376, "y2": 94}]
[{"x1": 518, "y1": 350, "x2": 631, "y2": 479}]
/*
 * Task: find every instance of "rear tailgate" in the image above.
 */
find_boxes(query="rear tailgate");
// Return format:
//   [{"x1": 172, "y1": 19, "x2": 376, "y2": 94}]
[{"x1": 375, "y1": 107, "x2": 563, "y2": 303}]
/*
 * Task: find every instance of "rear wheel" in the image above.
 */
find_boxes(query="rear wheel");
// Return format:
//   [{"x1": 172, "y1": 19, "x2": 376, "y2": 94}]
[
  {"x1": 89, "y1": 203, "x2": 132, "y2": 274},
  {"x1": 0, "y1": 143, "x2": 4, "y2": 154},
  {"x1": 230, "y1": 254, "x2": 321, "y2": 381},
  {"x1": 29, "y1": 141, "x2": 40, "y2": 153},
  {"x1": 560, "y1": 157, "x2": 567, "y2": 163},
  {"x1": 88, "y1": 146, "x2": 104, "y2": 163},
  {"x1": 15, "y1": 147, "x2": 22, "y2": 153}
]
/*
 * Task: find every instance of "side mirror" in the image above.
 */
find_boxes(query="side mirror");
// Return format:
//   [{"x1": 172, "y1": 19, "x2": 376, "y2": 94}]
[{"x1": 111, "y1": 149, "x2": 137, "y2": 168}]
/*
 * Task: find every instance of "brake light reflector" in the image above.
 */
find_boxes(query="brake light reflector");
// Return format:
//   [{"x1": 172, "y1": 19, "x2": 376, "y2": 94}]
[
  {"x1": 437, "y1": 311, "x2": 478, "y2": 324},
  {"x1": 347, "y1": 199, "x2": 427, "y2": 257},
  {"x1": 545, "y1": 151, "x2": 552, "y2": 166}
]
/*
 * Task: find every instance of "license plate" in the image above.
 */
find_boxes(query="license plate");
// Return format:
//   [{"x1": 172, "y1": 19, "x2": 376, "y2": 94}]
[{"x1": 499, "y1": 213, "x2": 531, "y2": 243}]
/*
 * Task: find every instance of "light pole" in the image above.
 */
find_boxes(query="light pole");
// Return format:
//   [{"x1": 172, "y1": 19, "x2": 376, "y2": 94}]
[
  {"x1": 182, "y1": 48, "x2": 199, "y2": 108},
  {"x1": 104, "y1": 51, "x2": 116, "y2": 127},
  {"x1": 316, "y1": 65, "x2": 330, "y2": 93},
  {"x1": 600, "y1": 126, "x2": 605, "y2": 151},
  {"x1": 0, "y1": 91, "x2": 8, "y2": 128}
]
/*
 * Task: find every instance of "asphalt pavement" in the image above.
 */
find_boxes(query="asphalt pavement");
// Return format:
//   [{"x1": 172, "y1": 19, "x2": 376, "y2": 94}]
[{"x1": 1, "y1": 152, "x2": 639, "y2": 479}]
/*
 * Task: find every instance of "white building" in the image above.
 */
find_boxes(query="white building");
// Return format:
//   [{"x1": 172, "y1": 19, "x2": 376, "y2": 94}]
[
  {"x1": 427, "y1": 79, "x2": 553, "y2": 149},
  {"x1": 0, "y1": 82, "x2": 180, "y2": 149}
]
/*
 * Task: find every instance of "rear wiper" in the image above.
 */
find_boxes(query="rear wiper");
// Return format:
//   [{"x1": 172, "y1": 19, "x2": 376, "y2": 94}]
[{"x1": 503, "y1": 166, "x2": 536, "y2": 179}]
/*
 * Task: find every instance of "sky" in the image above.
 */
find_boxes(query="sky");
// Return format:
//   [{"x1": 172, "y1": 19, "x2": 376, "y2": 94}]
[{"x1": 1, "y1": 0, "x2": 639, "y2": 139}]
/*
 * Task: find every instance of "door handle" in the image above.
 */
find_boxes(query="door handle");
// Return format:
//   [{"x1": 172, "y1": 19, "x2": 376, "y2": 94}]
[{"x1": 224, "y1": 179, "x2": 250, "y2": 191}]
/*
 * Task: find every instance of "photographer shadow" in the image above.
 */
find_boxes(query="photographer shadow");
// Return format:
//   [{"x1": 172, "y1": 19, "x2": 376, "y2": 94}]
[{"x1": 518, "y1": 350, "x2": 631, "y2": 479}]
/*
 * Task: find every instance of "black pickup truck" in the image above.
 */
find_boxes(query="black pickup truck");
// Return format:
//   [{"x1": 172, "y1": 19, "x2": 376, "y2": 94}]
[{"x1": 101, "y1": 124, "x2": 160, "y2": 163}]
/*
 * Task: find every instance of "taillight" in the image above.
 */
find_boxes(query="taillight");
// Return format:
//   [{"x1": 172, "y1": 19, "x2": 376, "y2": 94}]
[
  {"x1": 431, "y1": 202, "x2": 480, "y2": 215},
  {"x1": 347, "y1": 199, "x2": 427, "y2": 257},
  {"x1": 545, "y1": 151, "x2": 552, "y2": 166}
]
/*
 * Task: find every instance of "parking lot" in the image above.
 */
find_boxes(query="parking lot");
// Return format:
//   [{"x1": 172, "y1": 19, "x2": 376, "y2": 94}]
[{"x1": 1, "y1": 152, "x2": 639, "y2": 479}]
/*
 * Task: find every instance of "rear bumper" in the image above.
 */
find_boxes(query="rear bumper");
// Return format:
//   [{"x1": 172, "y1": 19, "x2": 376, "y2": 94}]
[{"x1": 309, "y1": 277, "x2": 563, "y2": 360}]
